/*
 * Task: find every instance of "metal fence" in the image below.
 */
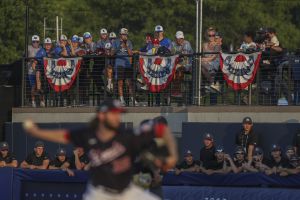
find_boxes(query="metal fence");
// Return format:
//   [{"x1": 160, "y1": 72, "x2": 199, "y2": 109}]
[{"x1": 20, "y1": 52, "x2": 300, "y2": 107}]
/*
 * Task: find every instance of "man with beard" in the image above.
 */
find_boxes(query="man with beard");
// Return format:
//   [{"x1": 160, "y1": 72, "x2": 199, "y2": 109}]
[{"x1": 22, "y1": 99, "x2": 177, "y2": 200}]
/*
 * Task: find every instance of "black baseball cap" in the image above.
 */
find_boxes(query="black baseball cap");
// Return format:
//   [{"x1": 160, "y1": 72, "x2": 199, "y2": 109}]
[
  {"x1": 242, "y1": 117, "x2": 253, "y2": 124},
  {"x1": 97, "y1": 98, "x2": 126, "y2": 113},
  {"x1": 203, "y1": 133, "x2": 214, "y2": 141},
  {"x1": 35, "y1": 141, "x2": 45, "y2": 148},
  {"x1": 56, "y1": 148, "x2": 66, "y2": 156},
  {"x1": 216, "y1": 146, "x2": 224, "y2": 153},
  {"x1": 235, "y1": 146, "x2": 245, "y2": 154},
  {"x1": 0, "y1": 142, "x2": 9, "y2": 151},
  {"x1": 184, "y1": 150, "x2": 193, "y2": 157},
  {"x1": 253, "y1": 147, "x2": 263, "y2": 156},
  {"x1": 271, "y1": 144, "x2": 281, "y2": 152}
]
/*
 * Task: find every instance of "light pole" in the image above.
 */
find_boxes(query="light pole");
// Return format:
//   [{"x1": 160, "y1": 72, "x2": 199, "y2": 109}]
[{"x1": 24, "y1": 0, "x2": 29, "y2": 58}]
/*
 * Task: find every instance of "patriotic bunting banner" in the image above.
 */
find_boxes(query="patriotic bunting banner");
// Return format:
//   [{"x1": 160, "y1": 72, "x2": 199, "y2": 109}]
[
  {"x1": 139, "y1": 55, "x2": 179, "y2": 92},
  {"x1": 44, "y1": 57, "x2": 82, "y2": 92},
  {"x1": 220, "y1": 52, "x2": 261, "y2": 90}
]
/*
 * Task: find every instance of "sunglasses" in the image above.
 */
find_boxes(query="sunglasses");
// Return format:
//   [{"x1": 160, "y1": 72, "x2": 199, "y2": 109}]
[
  {"x1": 208, "y1": 34, "x2": 215, "y2": 37},
  {"x1": 32, "y1": 41, "x2": 39, "y2": 43}
]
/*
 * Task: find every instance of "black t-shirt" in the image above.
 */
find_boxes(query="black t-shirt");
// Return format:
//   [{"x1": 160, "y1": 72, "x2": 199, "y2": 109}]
[
  {"x1": 233, "y1": 159, "x2": 246, "y2": 168},
  {"x1": 0, "y1": 152, "x2": 17, "y2": 164},
  {"x1": 50, "y1": 157, "x2": 70, "y2": 168},
  {"x1": 236, "y1": 129, "x2": 258, "y2": 153},
  {"x1": 25, "y1": 152, "x2": 49, "y2": 166},
  {"x1": 200, "y1": 146, "x2": 215, "y2": 164},
  {"x1": 69, "y1": 154, "x2": 90, "y2": 169},
  {"x1": 176, "y1": 160, "x2": 200, "y2": 170},
  {"x1": 204, "y1": 160, "x2": 230, "y2": 170},
  {"x1": 265, "y1": 157, "x2": 291, "y2": 168},
  {"x1": 293, "y1": 131, "x2": 300, "y2": 155},
  {"x1": 68, "y1": 125, "x2": 155, "y2": 192}
]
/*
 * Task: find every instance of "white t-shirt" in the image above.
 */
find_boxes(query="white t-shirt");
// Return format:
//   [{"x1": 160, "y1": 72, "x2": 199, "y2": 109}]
[{"x1": 240, "y1": 42, "x2": 257, "y2": 51}]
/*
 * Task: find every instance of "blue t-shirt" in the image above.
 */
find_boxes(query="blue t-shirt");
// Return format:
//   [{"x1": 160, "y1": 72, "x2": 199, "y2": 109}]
[
  {"x1": 35, "y1": 48, "x2": 54, "y2": 71},
  {"x1": 140, "y1": 43, "x2": 153, "y2": 53},
  {"x1": 112, "y1": 39, "x2": 133, "y2": 68},
  {"x1": 96, "y1": 39, "x2": 111, "y2": 49},
  {"x1": 54, "y1": 45, "x2": 71, "y2": 58},
  {"x1": 159, "y1": 38, "x2": 172, "y2": 50}
]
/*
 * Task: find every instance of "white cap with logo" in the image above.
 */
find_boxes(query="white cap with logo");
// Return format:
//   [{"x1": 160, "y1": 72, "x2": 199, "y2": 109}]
[
  {"x1": 100, "y1": 28, "x2": 108, "y2": 34},
  {"x1": 32, "y1": 35, "x2": 40, "y2": 42},
  {"x1": 109, "y1": 32, "x2": 117, "y2": 38},
  {"x1": 60, "y1": 34, "x2": 68, "y2": 41},
  {"x1": 44, "y1": 37, "x2": 52, "y2": 44},
  {"x1": 155, "y1": 25, "x2": 164, "y2": 32},
  {"x1": 120, "y1": 28, "x2": 128, "y2": 35},
  {"x1": 175, "y1": 31, "x2": 184, "y2": 39}
]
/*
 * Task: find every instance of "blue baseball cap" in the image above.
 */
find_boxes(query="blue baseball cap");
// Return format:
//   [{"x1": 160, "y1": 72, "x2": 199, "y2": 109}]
[
  {"x1": 83, "y1": 32, "x2": 92, "y2": 39},
  {"x1": 71, "y1": 35, "x2": 79, "y2": 42}
]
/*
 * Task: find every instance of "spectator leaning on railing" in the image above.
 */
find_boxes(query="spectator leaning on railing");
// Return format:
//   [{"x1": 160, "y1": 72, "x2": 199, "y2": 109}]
[
  {"x1": 0, "y1": 142, "x2": 18, "y2": 168},
  {"x1": 54, "y1": 34, "x2": 71, "y2": 58},
  {"x1": 49, "y1": 148, "x2": 74, "y2": 176},
  {"x1": 69, "y1": 147, "x2": 89, "y2": 170},
  {"x1": 96, "y1": 28, "x2": 110, "y2": 51},
  {"x1": 175, "y1": 150, "x2": 200, "y2": 175},
  {"x1": 154, "y1": 25, "x2": 172, "y2": 52},
  {"x1": 238, "y1": 31, "x2": 257, "y2": 52}
]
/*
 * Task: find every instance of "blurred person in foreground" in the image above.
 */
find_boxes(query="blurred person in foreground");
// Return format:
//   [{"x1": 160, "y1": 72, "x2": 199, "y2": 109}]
[
  {"x1": 0, "y1": 142, "x2": 18, "y2": 168},
  {"x1": 27, "y1": 35, "x2": 41, "y2": 107},
  {"x1": 112, "y1": 28, "x2": 137, "y2": 106},
  {"x1": 236, "y1": 117, "x2": 258, "y2": 161},
  {"x1": 49, "y1": 148, "x2": 74, "y2": 176},
  {"x1": 175, "y1": 150, "x2": 200, "y2": 175},
  {"x1": 22, "y1": 98, "x2": 177, "y2": 200},
  {"x1": 20, "y1": 141, "x2": 50, "y2": 170}
]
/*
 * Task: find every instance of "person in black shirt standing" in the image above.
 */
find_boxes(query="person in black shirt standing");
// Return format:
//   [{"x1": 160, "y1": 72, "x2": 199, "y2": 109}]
[
  {"x1": 20, "y1": 141, "x2": 50, "y2": 169},
  {"x1": 175, "y1": 150, "x2": 200, "y2": 175},
  {"x1": 0, "y1": 142, "x2": 18, "y2": 168},
  {"x1": 22, "y1": 99, "x2": 177, "y2": 200},
  {"x1": 69, "y1": 147, "x2": 89, "y2": 170},
  {"x1": 265, "y1": 144, "x2": 291, "y2": 175},
  {"x1": 199, "y1": 133, "x2": 216, "y2": 167},
  {"x1": 236, "y1": 117, "x2": 258, "y2": 162}
]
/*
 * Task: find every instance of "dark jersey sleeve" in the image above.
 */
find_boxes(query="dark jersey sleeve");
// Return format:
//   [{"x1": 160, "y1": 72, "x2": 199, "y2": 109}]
[
  {"x1": 43, "y1": 152, "x2": 50, "y2": 160},
  {"x1": 249, "y1": 132, "x2": 258, "y2": 146},
  {"x1": 10, "y1": 153, "x2": 17, "y2": 161},
  {"x1": 25, "y1": 154, "x2": 33, "y2": 164},
  {"x1": 68, "y1": 127, "x2": 90, "y2": 149}
]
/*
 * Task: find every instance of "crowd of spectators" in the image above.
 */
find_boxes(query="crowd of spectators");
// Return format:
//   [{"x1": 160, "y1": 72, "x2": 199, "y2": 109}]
[
  {"x1": 26, "y1": 25, "x2": 287, "y2": 107},
  {"x1": 175, "y1": 117, "x2": 300, "y2": 176},
  {"x1": 0, "y1": 140, "x2": 89, "y2": 176}
]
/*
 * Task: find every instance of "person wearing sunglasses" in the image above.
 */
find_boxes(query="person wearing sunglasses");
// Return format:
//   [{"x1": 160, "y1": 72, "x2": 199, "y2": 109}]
[{"x1": 0, "y1": 142, "x2": 17, "y2": 168}]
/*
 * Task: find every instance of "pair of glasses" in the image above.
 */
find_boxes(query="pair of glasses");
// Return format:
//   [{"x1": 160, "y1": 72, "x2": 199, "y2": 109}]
[
  {"x1": 208, "y1": 34, "x2": 215, "y2": 37},
  {"x1": 32, "y1": 41, "x2": 39, "y2": 43}
]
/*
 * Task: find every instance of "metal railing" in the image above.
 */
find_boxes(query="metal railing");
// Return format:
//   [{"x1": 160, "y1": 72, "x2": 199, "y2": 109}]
[{"x1": 20, "y1": 52, "x2": 300, "y2": 107}]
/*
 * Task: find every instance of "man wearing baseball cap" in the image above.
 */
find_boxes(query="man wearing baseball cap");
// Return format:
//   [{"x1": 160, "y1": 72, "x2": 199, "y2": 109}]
[
  {"x1": 49, "y1": 148, "x2": 74, "y2": 176},
  {"x1": 154, "y1": 25, "x2": 172, "y2": 50},
  {"x1": 265, "y1": 144, "x2": 290, "y2": 171},
  {"x1": 235, "y1": 117, "x2": 258, "y2": 162},
  {"x1": 199, "y1": 133, "x2": 216, "y2": 167},
  {"x1": 23, "y1": 98, "x2": 177, "y2": 200},
  {"x1": 54, "y1": 34, "x2": 71, "y2": 58},
  {"x1": 20, "y1": 141, "x2": 50, "y2": 169},
  {"x1": 109, "y1": 32, "x2": 117, "y2": 44},
  {"x1": 175, "y1": 150, "x2": 200, "y2": 175},
  {"x1": 0, "y1": 142, "x2": 18, "y2": 168},
  {"x1": 96, "y1": 28, "x2": 110, "y2": 50},
  {"x1": 112, "y1": 28, "x2": 137, "y2": 106},
  {"x1": 243, "y1": 147, "x2": 270, "y2": 173}
]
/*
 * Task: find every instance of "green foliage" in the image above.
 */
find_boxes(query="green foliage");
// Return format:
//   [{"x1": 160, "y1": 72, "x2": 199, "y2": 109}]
[{"x1": 1, "y1": 0, "x2": 300, "y2": 63}]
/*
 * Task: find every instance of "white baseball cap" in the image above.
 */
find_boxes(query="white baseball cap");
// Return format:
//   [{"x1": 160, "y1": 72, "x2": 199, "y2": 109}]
[
  {"x1": 155, "y1": 25, "x2": 164, "y2": 32},
  {"x1": 105, "y1": 43, "x2": 112, "y2": 49},
  {"x1": 120, "y1": 28, "x2": 128, "y2": 35},
  {"x1": 175, "y1": 31, "x2": 184, "y2": 39},
  {"x1": 60, "y1": 34, "x2": 67, "y2": 41},
  {"x1": 44, "y1": 37, "x2": 52, "y2": 44},
  {"x1": 32, "y1": 35, "x2": 40, "y2": 42},
  {"x1": 100, "y1": 28, "x2": 108, "y2": 34},
  {"x1": 109, "y1": 32, "x2": 117, "y2": 39}
]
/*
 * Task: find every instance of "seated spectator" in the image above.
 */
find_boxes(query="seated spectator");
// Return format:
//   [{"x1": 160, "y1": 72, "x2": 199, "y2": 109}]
[
  {"x1": 236, "y1": 117, "x2": 258, "y2": 161},
  {"x1": 83, "y1": 32, "x2": 96, "y2": 54},
  {"x1": 109, "y1": 32, "x2": 117, "y2": 44},
  {"x1": 199, "y1": 133, "x2": 216, "y2": 166},
  {"x1": 278, "y1": 156, "x2": 300, "y2": 176},
  {"x1": 70, "y1": 35, "x2": 86, "y2": 56},
  {"x1": 0, "y1": 142, "x2": 17, "y2": 168},
  {"x1": 49, "y1": 148, "x2": 74, "y2": 176},
  {"x1": 20, "y1": 141, "x2": 50, "y2": 169},
  {"x1": 96, "y1": 28, "x2": 110, "y2": 52},
  {"x1": 34, "y1": 37, "x2": 54, "y2": 107},
  {"x1": 27, "y1": 35, "x2": 41, "y2": 108},
  {"x1": 69, "y1": 147, "x2": 89, "y2": 170},
  {"x1": 54, "y1": 34, "x2": 71, "y2": 58},
  {"x1": 202, "y1": 146, "x2": 231, "y2": 175},
  {"x1": 154, "y1": 25, "x2": 172, "y2": 51},
  {"x1": 265, "y1": 144, "x2": 291, "y2": 175},
  {"x1": 175, "y1": 150, "x2": 200, "y2": 175},
  {"x1": 285, "y1": 145, "x2": 296, "y2": 160},
  {"x1": 230, "y1": 146, "x2": 246, "y2": 173},
  {"x1": 243, "y1": 147, "x2": 269, "y2": 173},
  {"x1": 238, "y1": 31, "x2": 257, "y2": 52}
]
